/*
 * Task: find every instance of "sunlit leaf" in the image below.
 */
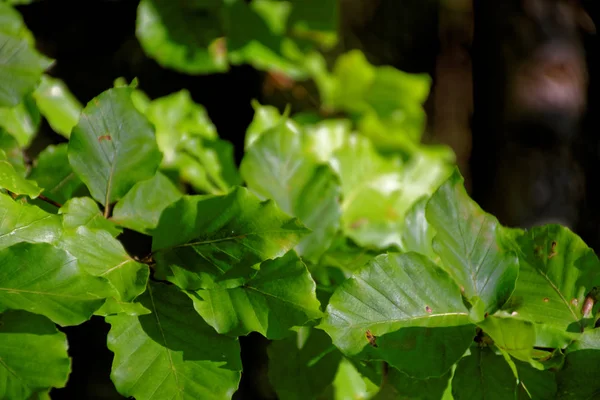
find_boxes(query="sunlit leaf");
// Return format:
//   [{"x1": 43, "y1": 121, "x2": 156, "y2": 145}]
[
  {"x1": 0, "y1": 310, "x2": 70, "y2": 400},
  {"x1": 427, "y1": 169, "x2": 519, "y2": 318},
  {"x1": 0, "y1": 31, "x2": 52, "y2": 107},
  {"x1": 188, "y1": 251, "x2": 321, "y2": 338},
  {"x1": 107, "y1": 282, "x2": 241, "y2": 400},
  {"x1": 136, "y1": 0, "x2": 228, "y2": 74},
  {"x1": 333, "y1": 357, "x2": 379, "y2": 400},
  {"x1": 0, "y1": 193, "x2": 62, "y2": 250},
  {"x1": 502, "y1": 225, "x2": 600, "y2": 345},
  {"x1": 32, "y1": 75, "x2": 82, "y2": 138},
  {"x1": 0, "y1": 94, "x2": 40, "y2": 147},
  {"x1": 57, "y1": 226, "x2": 148, "y2": 301},
  {"x1": 59, "y1": 197, "x2": 121, "y2": 236},
  {"x1": 0, "y1": 242, "x2": 108, "y2": 326},
  {"x1": 0, "y1": 159, "x2": 42, "y2": 197},
  {"x1": 68, "y1": 87, "x2": 162, "y2": 206},
  {"x1": 240, "y1": 114, "x2": 341, "y2": 262},
  {"x1": 94, "y1": 297, "x2": 151, "y2": 317},
  {"x1": 321, "y1": 252, "x2": 474, "y2": 379},
  {"x1": 152, "y1": 187, "x2": 310, "y2": 290},
  {"x1": 112, "y1": 172, "x2": 182, "y2": 235}
]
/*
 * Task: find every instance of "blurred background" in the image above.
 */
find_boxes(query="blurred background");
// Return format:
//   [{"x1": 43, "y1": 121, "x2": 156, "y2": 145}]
[{"x1": 9, "y1": 0, "x2": 598, "y2": 398}]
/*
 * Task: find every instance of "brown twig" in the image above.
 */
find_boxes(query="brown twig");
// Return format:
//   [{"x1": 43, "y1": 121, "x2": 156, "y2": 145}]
[{"x1": 38, "y1": 194, "x2": 62, "y2": 208}]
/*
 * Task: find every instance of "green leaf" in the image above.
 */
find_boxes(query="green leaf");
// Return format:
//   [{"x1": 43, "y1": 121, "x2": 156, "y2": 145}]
[
  {"x1": 0, "y1": 3, "x2": 35, "y2": 42},
  {"x1": 303, "y1": 118, "x2": 351, "y2": 163},
  {"x1": 107, "y1": 282, "x2": 241, "y2": 400},
  {"x1": 478, "y1": 316, "x2": 540, "y2": 367},
  {"x1": 136, "y1": 0, "x2": 228, "y2": 74},
  {"x1": 0, "y1": 129, "x2": 26, "y2": 176},
  {"x1": 375, "y1": 366, "x2": 452, "y2": 400},
  {"x1": 245, "y1": 101, "x2": 290, "y2": 150},
  {"x1": 32, "y1": 75, "x2": 82, "y2": 138},
  {"x1": 28, "y1": 144, "x2": 85, "y2": 207},
  {"x1": 515, "y1": 360, "x2": 556, "y2": 400},
  {"x1": 556, "y1": 348, "x2": 600, "y2": 399},
  {"x1": 452, "y1": 346, "x2": 517, "y2": 400},
  {"x1": 112, "y1": 172, "x2": 182, "y2": 235},
  {"x1": 59, "y1": 197, "x2": 121, "y2": 237},
  {"x1": 502, "y1": 225, "x2": 600, "y2": 341},
  {"x1": 68, "y1": 87, "x2": 162, "y2": 207},
  {"x1": 188, "y1": 250, "x2": 321, "y2": 338},
  {"x1": 0, "y1": 94, "x2": 40, "y2": 147},
  {"x1": 152, "y1": 187, "x2": 310, "y2": 290},
  {"x1": 57, "y1": 226, "x2": 148, "y2": 301},
  {"x1": 0, "y1": 159, "x2": 42, "y2": 197},
  {"x1": 240, "y1": 115, "x2": 341, "y2": 262},
  {"x1": 147, "y1": 90, "x2": 240, "y2": 194},
  {"x1": 0, "y1": 193, "x2": 62, "y2": 250},
  {"x1": 0, "y1": 310, "x2": 70, "y2": 400},
  {"x1": 426, "y1": 169, "x2": 519, "y2": 317},
  {"x1": 0, "y1": 242, "x2": 107, "y2": 326},
  {"x1": 320, "y1": 252, "x2": 474, "y2": 379},
  {"x1": 332, "y1": 358, "x2": 379, "y2": 400},
  {"x1": 267, "y1": 327, "x2": 342, "y2": 400},
  {"x1": 399, "y1": 197, "x2": 437, "y2": 261},
  {"x1": 94, "y1": 297, "x2": 151, "y2": 317},
  {"x1": 0, "y1": 31, "x2": 52, "y2": 107}
]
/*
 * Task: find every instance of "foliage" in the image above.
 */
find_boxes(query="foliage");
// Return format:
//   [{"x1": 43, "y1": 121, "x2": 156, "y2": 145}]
[{"x1": 1, "y1": 2, "x2": 600, "y2": 400}]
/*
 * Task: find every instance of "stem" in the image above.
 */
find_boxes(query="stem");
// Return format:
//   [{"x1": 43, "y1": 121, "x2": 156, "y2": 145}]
[{"x1": 38, "y1": 194, "x2": 62, "y2": 208}]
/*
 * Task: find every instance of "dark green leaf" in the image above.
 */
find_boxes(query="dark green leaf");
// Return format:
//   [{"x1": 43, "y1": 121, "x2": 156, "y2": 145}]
[
  {"x1": 556, "y1": 348, "x2": 600, "y2": 399},
  {"x1": 136, "y1": 0, "x2": 228, "y2": 74},
  {"x1": 0, "y1": 242, "x2": 108, "y2": 326},
  {"x1": 188, "y1": 251, "x2": 321, "y2": 338},
  {"x1": 107, "y1": 282, "x2": 241, "y2": 400},
  {"x1": 0, "y1": 129, "x2": 26, "y2": 176},
  {"x1": 515, "y1": 360, "x2": 556, "y2": 400},
  {"x1": 320, "y1": 252, "x2": 474, "y2": 379},
  {"x1": 452, "y1": 346, "x2": 517, "y2": 400},
  {"x1": 375, "y1": 366, "x2": 452, "y2": 400},
  {"x1": 0, "y1": 193, "x2": 62, "y2": 250},
  {"x1": 32, "y1": 75, "x2": 82, "y2": 138},
  {"x1": 112, "y1": 172, "x2": 182, "y2": 235},
  {"x1": 399, "y1": 197, "x2": 437, "y2": 261},
  {"x1": 68, "y1": 87, "x2": 162, "y2": 206},
  {"x1": 0, "y1": 31, "x2": 52, "y2": 107},
  {"x1": 426, "y1": 169, "x2": 519, "y2": 318},
  {"x1": 0, "y1": 310, "x2": 70, "y2": 399},
  {"x1": 28, "y1": 144, "x2": 85, "y2": 207},
  {"x1": 267, "y1": 327, "x2": 342, "y2": 400},
  {"x1": 152, "y1": 187, "x2": 310, "y2": 290}
]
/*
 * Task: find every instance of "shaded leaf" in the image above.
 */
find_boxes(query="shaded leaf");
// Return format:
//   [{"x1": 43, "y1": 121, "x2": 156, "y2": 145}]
[
  {"x1": 112, "y1": 172, "x2": 182, "y2": 235},
  {"x1": 188, "y1": 251, "x2": 321, "y2": 339},
  {"x1": 556, "y1": 348, "x2": 600, "y2": 399},
  {"x1": 28, "y1": 144, "x2": 85, "y2": 207},
  {"x1": 32, "y1": 75, "x2": 82, "y2": 138},
  {"x1": 68, "y1": 87, "x2": 162, "y2": 206},
  {"x1": 478, "y1": 316, "x2": 540, "y2": 367},
  {"x1": 0, "y1": 129, "x2": 26, "y2": 176},
  {"x1": 0, "y1": 193, "x2": 62, "y2": 250},
  {"x1": 136, "y1": 0, "x2": 228, "y2": 74},
  {"x1": 59, "y1": 197, "x2": 121, "y2": 236},
  {"x1": 320, "y1": 252, "x2": 474, "y2": 379},
  {"x1": 452, "y1": 346, "x2": 517, "y2": 400},
  {"x1": 57, "y1": 226, "x2": 148, "y2": 301},
  {"x1": 267, "y1": 327, "x2": 342, "y2": 400},
  {"x1": 426, "y1": 169, "x2": 519, "y2": 318},
  {"x1": 374, "y1": 366, "x2": 452, "y2": 400},
  {"x1": 152, "y1": 187, "x2": 310, "y2": 290},
  {"x1": 240, "y1": 114, "x2": 341, "y2": 262},
  {"x1": 107, "y1": 282, "x2": 241, "y2": 400},
  {"x1": 515, "y1": 360, "x2": 556, "y2": 400},
  {"x1": 0, "y1": 310, "x2": 70, "y2": 400},
  {"x1": 0, "y1": 242, "x2": 108, "y2": 326},
  {"x1": 0, "y1": 31, "x2": 52, "y2": 107}
]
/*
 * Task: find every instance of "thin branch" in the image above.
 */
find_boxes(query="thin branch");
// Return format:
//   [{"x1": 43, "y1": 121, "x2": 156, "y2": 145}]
[{"x1": 38, "y1": 194, "x2": 62, "y2": 208}]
